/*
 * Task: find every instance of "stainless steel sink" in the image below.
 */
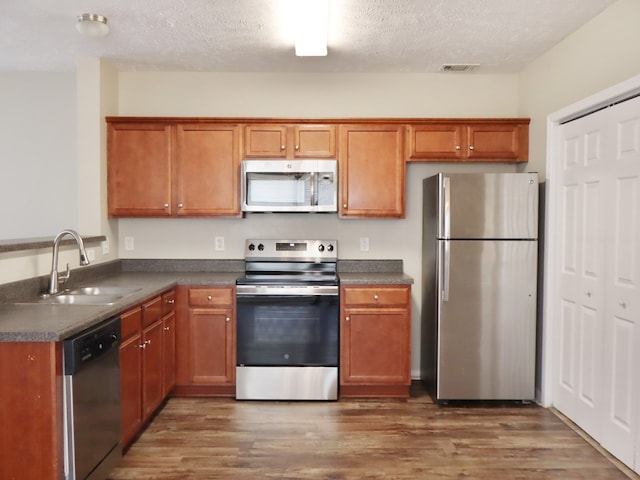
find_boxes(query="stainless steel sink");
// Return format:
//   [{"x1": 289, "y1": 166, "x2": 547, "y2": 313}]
[{"x1": 31, "y1": 286, "x2": 142, "y2": 306}]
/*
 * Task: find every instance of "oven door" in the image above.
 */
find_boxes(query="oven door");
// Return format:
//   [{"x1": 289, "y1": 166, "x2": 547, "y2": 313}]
[
  {"x1": 236, "y1": 292, "x2": 339, "y2": 367},
  {"x1": 235, "y1": 288, "x2": 339, "y2": 400}
]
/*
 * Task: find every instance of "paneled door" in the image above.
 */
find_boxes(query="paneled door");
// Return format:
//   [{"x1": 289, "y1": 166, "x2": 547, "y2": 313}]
[
  {"x1": 600, "y1": 95, "x2": 640, "y2": 468},
  {"x1": 555, "y1": 94, "x2": 640, "y2": 471},
  {"x1": 555, "y1": 107, "x2": 608, "y2": 441}
]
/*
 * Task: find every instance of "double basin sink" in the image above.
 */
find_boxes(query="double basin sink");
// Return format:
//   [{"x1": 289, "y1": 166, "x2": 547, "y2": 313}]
[{"x1": 34, "y1": 286, "x2": 142, "y2": 306}]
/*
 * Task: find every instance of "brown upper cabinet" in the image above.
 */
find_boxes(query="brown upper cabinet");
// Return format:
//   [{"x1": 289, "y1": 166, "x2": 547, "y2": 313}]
[
  {"x1": 107, "y1": 119, "x2": 240, "y2": 217},
  {"x1": 407, "y1": 119, "x2": 529, "y2": 162},
  {"x1": 339, "y1": 124, "x2": 406, "y2": 219},
  {"x1": 243, "y1": 124, "x2": 336, "y2": 159}
]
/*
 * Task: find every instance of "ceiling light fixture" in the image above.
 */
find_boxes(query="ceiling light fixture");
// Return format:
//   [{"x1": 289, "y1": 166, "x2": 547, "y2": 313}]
[
  {"x1": 76, "y1": 13, "x2": 109, "y2": 37},
  {"x1": 293, "y1": 0, "x2": 328, "y2": 56}
]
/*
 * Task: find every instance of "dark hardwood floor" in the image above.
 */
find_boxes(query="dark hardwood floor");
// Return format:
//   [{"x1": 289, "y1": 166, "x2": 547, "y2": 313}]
[{"x1": 108, "y1": 385, "x2": 637, "y2": 479}]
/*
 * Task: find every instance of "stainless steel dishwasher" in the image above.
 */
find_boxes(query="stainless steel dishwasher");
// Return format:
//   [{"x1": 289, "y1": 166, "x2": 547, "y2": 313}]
[{"x1": 63, "y1": 316, "x2": 122, "y2": 480}]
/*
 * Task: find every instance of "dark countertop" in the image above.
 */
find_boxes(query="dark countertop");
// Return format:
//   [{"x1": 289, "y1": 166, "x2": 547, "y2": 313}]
[{"x1": 0, "y1": 260, "x2": 413, "y2": 343}]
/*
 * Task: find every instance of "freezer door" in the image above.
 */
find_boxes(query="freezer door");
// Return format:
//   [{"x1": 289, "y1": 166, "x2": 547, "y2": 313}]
[
  {"x1": 439, "y1": 173, "x2": 538, "y2": 239},
  {"x1": 436, "y1": 239, "x2": 537, "y2": 400}
]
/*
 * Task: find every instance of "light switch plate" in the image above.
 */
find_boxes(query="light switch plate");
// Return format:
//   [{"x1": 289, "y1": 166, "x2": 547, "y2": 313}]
[{"x1": 102, "y1": 239, "x2": 109, "y2": 255}]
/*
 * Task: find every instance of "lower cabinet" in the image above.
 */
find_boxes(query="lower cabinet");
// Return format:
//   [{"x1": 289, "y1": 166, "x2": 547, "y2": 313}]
[
  {"x1": 119, "y1": 289, "x2": 176, "y2": 449},
  {"x1": 340, "y1": 284, "x2": 412, "y2": 398},
  {"x1": 174, "y1": 286, "x2": 236, "y2": 396}
]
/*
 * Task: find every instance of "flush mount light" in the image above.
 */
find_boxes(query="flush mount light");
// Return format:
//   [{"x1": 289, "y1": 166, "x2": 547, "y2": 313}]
[
  {"x1": 293, "y1": 0, "x2": 328, "y2": 56},
  {"x1": 76, "y1": 13, "x2": 109, "y2": 37}
]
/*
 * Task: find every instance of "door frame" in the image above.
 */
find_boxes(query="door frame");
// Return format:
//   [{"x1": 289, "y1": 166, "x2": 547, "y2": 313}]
[{"x1": 541, "y1": 73, "x2": 640, "y2": 407}]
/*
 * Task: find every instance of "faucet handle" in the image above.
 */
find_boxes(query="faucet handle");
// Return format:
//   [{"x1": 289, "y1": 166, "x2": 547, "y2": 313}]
[{"x1": 59, "y1": 263, "x2": 71, "y2": 284}]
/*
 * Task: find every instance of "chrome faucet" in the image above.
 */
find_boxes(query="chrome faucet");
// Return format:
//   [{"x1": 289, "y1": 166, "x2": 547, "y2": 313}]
[{"x1": 48, "y1": 229, "x2": 90, "y2": 295}]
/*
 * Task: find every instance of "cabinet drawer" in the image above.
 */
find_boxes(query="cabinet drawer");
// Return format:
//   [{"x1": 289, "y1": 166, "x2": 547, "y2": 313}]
[
  {"x1": 189, "y1": 288, "x2": 234, "y2": 306},
  {"x1": 121, "y1": 306, "x2": 142, "y2": 340},
  {"x1": 342, "y1": 286, "x2": 409, "y2": 307},
  {"x1": 162, "y1": 289, "x2": 176, "y2": 315},
  {"x1": 142, "y1": 296, "x2": 162, "y2": 327}
]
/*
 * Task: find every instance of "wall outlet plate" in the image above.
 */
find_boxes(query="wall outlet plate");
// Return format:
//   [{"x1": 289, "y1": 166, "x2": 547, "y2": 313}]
[
  {"x1": 102, "y1": 239, "x2": 109, "y2": 255},
  {"x1": 124, "y1": 236, "x2": 134, "y2": 251},
  {"x1": 215, "y1": 236, "x2": 225, "y2": 251},
  {"x1": 359, "y1": 237, "x2": 370, "y2": 252}
]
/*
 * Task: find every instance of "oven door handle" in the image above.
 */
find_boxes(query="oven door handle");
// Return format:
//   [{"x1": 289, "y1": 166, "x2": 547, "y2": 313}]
[
  {"x1": 236, "y1": 285, "x2": 339, "y2": 296},
  {"x1": 236, "y1": 295, "x2": 336, "y2": 305}
]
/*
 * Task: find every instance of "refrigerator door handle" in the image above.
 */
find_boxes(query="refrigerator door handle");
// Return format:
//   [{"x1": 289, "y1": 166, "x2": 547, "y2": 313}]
[
  {"x1": 443, "y1": 176, "x2": 451, "y2": 238},
  {"x1": 442, "y1": 241, "x2": 450, "y2": 302}
]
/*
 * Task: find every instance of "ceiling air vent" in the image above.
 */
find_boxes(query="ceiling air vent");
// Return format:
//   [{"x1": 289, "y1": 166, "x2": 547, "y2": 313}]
[{"x1": 440, "y1": 64, "x2": 480, "y2": 72}]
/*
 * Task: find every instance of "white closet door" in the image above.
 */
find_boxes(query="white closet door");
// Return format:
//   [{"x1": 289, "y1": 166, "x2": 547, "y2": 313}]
[
  {"x1": 601, "y1": 95, "x2": 640, "y2": 468},
  {"x1": 555, "y1": 107, "x2": 609, "y2": 440}
]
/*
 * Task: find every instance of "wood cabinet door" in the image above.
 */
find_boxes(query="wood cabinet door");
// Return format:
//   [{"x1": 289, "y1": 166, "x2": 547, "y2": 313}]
[
  {"x1": 408, "y1": 124, "x2": 465, "y2": 160},
  {"x1": 339, "y1": 125, "x2": 405, "y2": 218},
  {"x1": 188, "y1": 307, "x2": 235, "y2": 385},
  {"x1": 244, "y1": 125, "x2": 288, "y2": 158},
  {"x1": 107, "y1": 122, "x2": 172, "y2": 216},
  {"x1": 119, "y1": 334, "x2": 143, "y2": 446},
  {"x1": 142, "y1": 320, "x2": 164, "y2": 420},
  {"x1": 162, "y1": 311, "x2": 176, "y2": 396},
  {"x1": 341, "y1": 308, "x2": 411, "y2": 385},
  {"x1": 465, "y1": 123, "x2": 526, "y2": 161},
  {"x1": 294, "y1": 125, "x2": 336, "y2": 158},
  {"x1": 175, "y1": 124, "x2": 241, "y2": 216}
]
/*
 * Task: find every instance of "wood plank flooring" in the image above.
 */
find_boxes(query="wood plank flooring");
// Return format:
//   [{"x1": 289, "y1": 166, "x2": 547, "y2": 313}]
[{"x1": 108, "y1": 386, "x2": 637, "y2": 480}]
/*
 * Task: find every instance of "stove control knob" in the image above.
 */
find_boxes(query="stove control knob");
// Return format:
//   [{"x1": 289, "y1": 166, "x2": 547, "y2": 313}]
[
  {"x1": 258, "y1": 243, "x2": 264, "y2": 251},
  {"x1": 318, "y1": 244, "x2": 325, "y2": 252},
  {"x1": 327, "y1": 244, "x2": 334, "y2": 252},
  {"x1": 248, "y1": 243, "x2": 255, "y2": 251}
]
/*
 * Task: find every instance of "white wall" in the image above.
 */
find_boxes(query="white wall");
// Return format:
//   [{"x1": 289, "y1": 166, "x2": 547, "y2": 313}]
[{"x1": 0, "y1": 73, "x2": 77, "y2": 239}]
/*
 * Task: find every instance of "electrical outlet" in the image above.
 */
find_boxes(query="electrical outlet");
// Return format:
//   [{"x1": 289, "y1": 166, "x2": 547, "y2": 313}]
[
  {"x1": 124, "y1": 236, "x2": 135, "y2": 251},
  {"x1": 215, "y1": 236, "x2": 225, "y2": 251},
  {"x1": 87, "y1": 248, "x2": 96, "y2": 262},
  {"x1": 102, "y1": 239, "x2": 109, "y2": 255},
  {"x1": 359, "y1": 237, "x2": 370, "y2": 252}
]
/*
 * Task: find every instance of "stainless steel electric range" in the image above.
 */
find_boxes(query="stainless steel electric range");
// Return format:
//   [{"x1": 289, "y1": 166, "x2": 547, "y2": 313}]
[{"x1": 235, "y1": 239, "x2": 339, "y2": 400}]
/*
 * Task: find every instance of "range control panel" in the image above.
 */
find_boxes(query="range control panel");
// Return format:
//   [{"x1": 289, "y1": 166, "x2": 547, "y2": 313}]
[{"x1": 244, "y1": 239, "x2": 337, "y2": 261}]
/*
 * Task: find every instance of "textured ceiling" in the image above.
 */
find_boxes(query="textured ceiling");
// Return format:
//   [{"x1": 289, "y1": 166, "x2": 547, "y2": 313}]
[{"x1": 0, "y1": 0, "x2": 615, "y2": 73}]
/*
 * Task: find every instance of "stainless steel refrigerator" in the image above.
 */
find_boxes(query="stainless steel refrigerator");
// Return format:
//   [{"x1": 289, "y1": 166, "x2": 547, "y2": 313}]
[{"x1": 421, "y1": 173, "x2": 538, "y2": 402}]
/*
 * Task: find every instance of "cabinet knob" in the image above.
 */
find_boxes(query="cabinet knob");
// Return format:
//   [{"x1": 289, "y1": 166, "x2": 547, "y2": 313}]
[
  {"x1": 619, "y1": 299, "x2": 627, "y2": 309},
  {"x1": 178, "y1": 203, "x2": 183, "y2": 208},
  {"x1": 207, "y1": 295, "x2": 213, "y2": 301},
  {"x1": 295, "y1": 144, "x2": 300, "y2": 150},
  {"x1": 281, "y1": 145, "x2": 286, "y2": 150},
  {"x1": 164, "y1": 326, "x2": 170, "y2": 331},
  {"x1": 166, "y1": 299, "x2": 175, "y2": 304},
  {"x1": 163, "y1": 203, "x2": 169, "y2": 208},
  {"x1": 373, "y1": 294, "x2": 379, "y2": 300},
  {"x1": 343, "y1": 203, "x2": 347, "y2": 208},
  {"x1": 345, "y1": 316, "x2": 350, "y2": 322},
  {"x1": 469, "y1": 145, "x2": 475, "y2": 150},
  {"x1": 585, "y1": 290, "x2": 592, "y2": 297},
  {"x1": 139, "y1": 343, "x2": 146, "y2": 349},
  {"x1": 145, "y1": 339, "x2": 152, "y2": 345},
  {"x1": 455, "y1": 145, "x2": 461, "y2": 150},
  {"x1": 226, "y1": 317, "x2": 230, "y2": 322}
]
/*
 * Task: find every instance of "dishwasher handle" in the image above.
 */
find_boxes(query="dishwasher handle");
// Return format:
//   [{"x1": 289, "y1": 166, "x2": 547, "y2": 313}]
[{"x1": 63, "y1": 317, "x2": 121, "y2": 375}]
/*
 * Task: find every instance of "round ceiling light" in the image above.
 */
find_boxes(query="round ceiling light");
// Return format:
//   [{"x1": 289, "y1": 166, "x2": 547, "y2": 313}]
[{"x1": 76, "y1": 13, "x2": 109, "y2": 37}]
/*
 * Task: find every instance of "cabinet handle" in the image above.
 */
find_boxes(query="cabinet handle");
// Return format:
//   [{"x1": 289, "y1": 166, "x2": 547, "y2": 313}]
[
  {"x1": 345, "y1": 316, "x2": 350, "y2": 322},
  {"x1": 164, "y1": 326, "x2": 170, "y2": 331},
  {"x1": 281, "y1": 145, "x2": 286, "y2": 150},
  {"x1": 226, "y1": 317, "x2": 230, "y2": 322},
  {"x1": 178, "y1": 203, "x2": 184, "y2": 208},
  {"x1": 163, "y1": 203, "x2": 169, "y2": 208},
  {"x1": 455, "y1": 145, "x2": 461, "y2": 150},
  {"x1": 207, "y1": 295, "x2": 213, "y2": 301},
  {"x1": 469, "y1": 145, "x2": 475, "y2": 150},
  {"x1": 373, "y1": 294, "x2": 379, "y2": 300}
]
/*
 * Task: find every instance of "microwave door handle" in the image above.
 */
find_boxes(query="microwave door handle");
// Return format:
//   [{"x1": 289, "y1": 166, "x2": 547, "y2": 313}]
[{"x1": 310, "y1": 172, "x2": 317, "y2": 206}]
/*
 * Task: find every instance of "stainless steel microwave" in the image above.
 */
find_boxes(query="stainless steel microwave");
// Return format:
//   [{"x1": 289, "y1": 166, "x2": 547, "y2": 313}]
[{"x1": 241, "y1": 159, "x2": 338, "y2": 213}]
